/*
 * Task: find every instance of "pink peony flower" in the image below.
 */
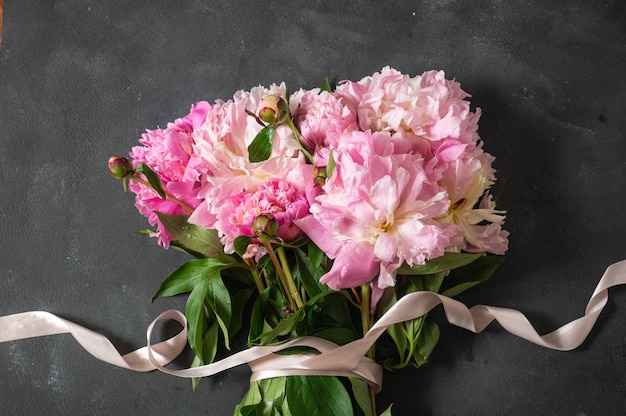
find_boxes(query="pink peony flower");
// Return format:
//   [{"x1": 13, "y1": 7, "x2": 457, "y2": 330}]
[
  {"x1": 129, "y1": 101, "x2": 210, "y2": 247},
  {"x1": 335, "y1": 67, "x2": 482, "y2": 163},
  {"x1": 335, "y1": 67, "x2": 508, "y2": 258},
  {"x1": 436, "y1": 153, "x2": 508, "y2": 254},
  {"x1": 292, "y1": 90, "x2": 358, "y2": 165},
  {"x1": 295, "y1": 130, "x2": 460, "y2": 292},
  {"x1": 213, "y1": 178, "x2": 310, "y2": 259},
  {"x1": 187, "y1": 84, "x2": 312, "y2": 233}
]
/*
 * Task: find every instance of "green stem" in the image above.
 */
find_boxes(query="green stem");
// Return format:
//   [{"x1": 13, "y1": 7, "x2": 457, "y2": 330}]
[
  {"x1": 286, "y1": 118, "x2": 314, "y2": 164},
  {"x1": 394, "y1": 336, "x2": 417, "y2": 370},
  {"x1": 351, "y1": 287, "x2": 362, "y2": 305},
  {"x1": 251, "y1": 268, "x2": 265, "y2": 294},
  {"x1": 242, "y1": 258, "x2": 266, "y2": 294},
  {"x1": 261, "y1": 240, "x2": 297, "y2": 312},
  {"x1": 276, "y1": 246, "x2": 304, "y2": 309},
  {"x1": 130, "y1": 175, "x2": 195, "y2": 213},
  {"x1": 360, "y1": 283, "x2": 377, "y2": 416},
  {"x1": 361, "y1": 283, "x2": 371, "y2": 340}
]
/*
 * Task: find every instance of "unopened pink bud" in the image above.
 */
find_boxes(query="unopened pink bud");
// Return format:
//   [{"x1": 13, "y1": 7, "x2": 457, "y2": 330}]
[
  {"x1": 312, "y1": 166, "x2": 327, "y2": 187},
  {"x1": 257, "y1": 94, "x2": 290, "y2": 124},
  {"x1": 108, "y1": 156, "x2": 134, "y2": 178},
  {"x1": 252, "y1": 212, "x2": 279, "y2": 237}
]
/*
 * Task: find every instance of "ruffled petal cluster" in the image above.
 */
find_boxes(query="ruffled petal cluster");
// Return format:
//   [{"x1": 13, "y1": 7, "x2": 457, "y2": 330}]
[
  {"x1": 292, "y1": 90, "x2": 358, "y2": 165},
  {"x1": 185, "y1": 84, "x2": 312, "y2": 249},
  {"x1": 129, "y1": 101, "x2": 210, "y2": 247},
  {"x1": 126, "y1": 68, "x2": 508, "y2": 297},
  {"x1": 333, "y1": 67, "x2": 508, "y2": 258},
  {"x1": 296, "y1": 130, "x2": 458, "y2": 293},
  {"x1": 214, "y1": 178, "x2": 310, "y2": 259}
]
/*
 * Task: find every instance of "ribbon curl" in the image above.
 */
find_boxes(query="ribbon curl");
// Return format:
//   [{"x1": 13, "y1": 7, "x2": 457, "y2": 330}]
[
  {"x1": 2, "y1": 260, "x2": 626, "y2": 393},
  {"x1": 0, "y1": 309, "x2": 188, "y2": 371}
]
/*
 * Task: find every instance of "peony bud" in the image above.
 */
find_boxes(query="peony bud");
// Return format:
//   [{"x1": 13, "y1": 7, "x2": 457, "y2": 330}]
[
  {"x1": 108, "y1": 156, "x2": 134, "y2": 178},
  {"x1": 257, "y1": 94, "x2": 290, "y2": 124},
  {"x1": 252, "y1": 212, "x2": 279, "y2": 237},
  {"x1": 312, "y1": 166, "x2": 327, "y2": 187}
]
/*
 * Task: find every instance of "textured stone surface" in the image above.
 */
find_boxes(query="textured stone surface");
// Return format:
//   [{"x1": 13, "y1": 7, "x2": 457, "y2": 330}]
[{"x1": 1, "y1": 1, "x2": 625, "y2": 414}]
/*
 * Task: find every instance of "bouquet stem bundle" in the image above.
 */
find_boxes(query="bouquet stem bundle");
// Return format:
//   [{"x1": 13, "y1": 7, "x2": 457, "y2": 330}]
[{"x1": 110, "y1": 68, "x2": 508, "y2": 415}]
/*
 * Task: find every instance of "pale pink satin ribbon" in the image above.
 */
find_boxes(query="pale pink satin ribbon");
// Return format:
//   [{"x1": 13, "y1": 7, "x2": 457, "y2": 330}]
[
  {"x1": 0, "y1": 309, "x2": 188, "y2": 371},
  {"x1": 2, "y1": 260, "x2": 626, "y2": 393}
]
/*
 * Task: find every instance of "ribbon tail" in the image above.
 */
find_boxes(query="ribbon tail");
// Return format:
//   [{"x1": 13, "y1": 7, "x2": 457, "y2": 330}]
[{"x1": 0, "y1": 309, "x2": 188, "y2": 372}]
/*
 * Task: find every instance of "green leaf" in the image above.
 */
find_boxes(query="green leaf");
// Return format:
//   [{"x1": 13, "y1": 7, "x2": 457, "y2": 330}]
[
  {"x1": 308, "y1": 243, "x2": 325, "y2": 272},
  {"x1": 413, "y1": 321, "x2": 440, "y2": 367},
  {"x1": 182, "y1": 260, "x2": 231, "y2": 355},
  {"x1": 440, "y1": 255, "x2": 505, "y2": 297},
  {"x1": 375, "y1": 287, "x2": 397, "y2": 317},
  {"x1": 248, "y1": 125, "x2": 275, "y2": 163},
  {"x1": 281, "y1": 395, "x2": 294, "y2": 416},
  {"x1": 396, "y1": 252, "x2": 482, "y2": 275},
  {"x1": 349, "y1": 378, "x2": 372, "y2": 416},
  {"x1": 306, "y1": 291, "x2": 353, "y2": 329},
  {"x1": 286, "y1": 376, "x2": 353, "y2": 416},
  {"x1": 205, "y1": 273, "x2": 232, "y2": 349},
  {"x1": 229, "y1": 287, "x2": 255, "y2": 336},
  {"x1": 262, "y1": 377, "x2": 288, "y2": 407},
  {"x1": 190, "y1": 321, "x2": 219, "y2": 391},
  {"x1": 404, "y1": 316, "x2": 426, "y2": 359},
  {"x1": 380, "y1": 404, "x2": 394, "y2": 416},
  {"x1": 135, "y1": 227, "x2": 157, "y2": 235},
  {"x1": 190, "y1": 354, "x2": 203, "y2": 391},
  {"x1": 186, "y1": 278, "x2": 211, "y2": 357},
  {"x1": 294, "y1": 248, "x2": 327, "y2": 297},
  {"x1": 249, "y1": 286, "x2": 285, "y2": 346},
  {"x1": 203, "y1": 321, "x2": 220, "y2": 363},
  {"x1": 234, "y1": 235, "x2": 253, "y2": 257},
  {"x1": 385, "y1": 322, "x2": 408, "y2": 362},
  {"x1": 234, "y1": 381, "x2": 263, "y2": 415},
  {"x1": 396, "y1": 272, "x2": 445, "y2": 297},
  {"x1": 167, "y1": 241, "x2": 208, "y2": 259},
  {"x1": 382, "y1": 272, "x2": 447, "y2": 370},
  {"x1": 152, "y1": 258, "x2": 229, "y2": 300},
  {"x1": 223, "y1": 266, "x2": 258, "y2": 286},
  {"x1": 441, "y1": 281, "x2": 482, "y2": 298},
  {"x1": 308, "y1": 327, "x2": 357, "y2": 345},
  {"x1": 155, "y1": 213, "x2": 232, "y2": 261},
  {"x1": 259, "y1": 258, "x2": 279, "y2": 288},
  {"x1": 257, "y1": 309, "x2": 305, "y2": 345},
  {"x1": 237, "y1": 377, "x2": 288, "y2": 415},
  {"x1": 325, "y1": 149, "x2": 336, "y2": 179},
  {"x1": 122, "y1": 176, "x2": 131, "y2": 193},
  {"x1": 422, "y1": 271, "x2": 446, "y2": 293},
  {"x1": 319, "y1": 77, "x2": 332, "y2": 93},
  {"x1": 404, "y1": 275, "x2": 425, "y2": 293},
  {"x1": 135, "y1": 163, "x2": 166, "y2": 199}
]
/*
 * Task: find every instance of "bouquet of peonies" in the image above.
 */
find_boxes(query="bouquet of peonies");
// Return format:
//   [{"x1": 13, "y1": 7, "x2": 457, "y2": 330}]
[{"x1": 109, "y1": 67, "x2": 508, "y2": 415}]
